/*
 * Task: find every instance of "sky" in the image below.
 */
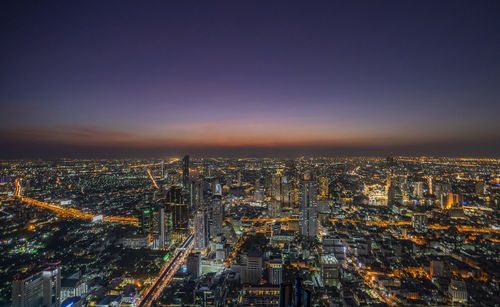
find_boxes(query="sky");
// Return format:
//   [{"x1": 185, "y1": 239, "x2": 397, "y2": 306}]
[{"x1": 1, "y1": 1, "x2": 499, "y2": 158}]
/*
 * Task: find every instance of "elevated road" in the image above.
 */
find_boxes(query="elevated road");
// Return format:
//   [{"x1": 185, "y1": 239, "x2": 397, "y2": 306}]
[
  {"x1": 14, "y1": 178, "x2": 138, "y2": 225},
  {"x1": 138, "y1": 234, "x2": 194, "y2": 306}
]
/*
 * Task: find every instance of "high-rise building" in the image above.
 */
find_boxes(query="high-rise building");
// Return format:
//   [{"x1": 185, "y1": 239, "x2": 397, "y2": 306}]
[
  {"x1": 194, "y1": 210, "x2": 209, "y2": 252},
  {"x1": 182, "y1": 155, "x2": 190, "y2": 191},
  {"x1": 387, "y1": 184, "x2": 403, "y2": 210},
  {"x1": 449, "y1": 279, "x2": 467, "y2": 304},
  {"x1": 412, "y1": 213, "x2": 428, "y2": 233},
  {"x1": 319, "y1": 176, "x2": 329, "y2": 200},
  {"x1": 210, "y1": 197, "x2": 224, "y2": 238},
  {"x1": 413, "y1": 182, "x2": 424, "y2": 198},
  {"x1": 42, "y1": 262, "x2": 61, "y2": 307},
  {"x1": 166, "y1": 186, "x2": 188, "y2": 231},
  {"x1": 241, "y1": 285, "x2": 280, "y2": 307},
  {"x1": 430, "y1": 260, "x2": 445, "y2": 278},
  {"x1": 191, "y1": 180, "x2": 204, "y2": 210},
  {"x1": 268, "y1": 201, "x2": 281, "y2": 217},
  {"x1": 12, "y1": 262, "x2": 61, "y2": 307},
  {"x1": 12, "y1": 272, "x2": 43, "y2": 307},
  {"x1": 241, "y1": 250, "x2": 263, "y2": 285},
  {"x1": 279, "y1": 278, "x2": 311, "y2": 307},
  {"x1": 320, "y1": 254, "x2": 339, "y2": 287},
  {"x1": 440, "y1": 193, "x2": 464, "y2": 209},
  {"x1": 267, "y1": 258, "x2": 283, "y2": 285},
  {"x1": 187, "y1": 252, "x2": 202, "y2": 279},
  {"x1": 299, "y1": 175, "x2": 318, "y2": 238},
  {"x1": 158, "y1": 207, "x2": 166, "y2": 248},
  {"x1": 213, "y1": 179, "x2": 222, "y2": 196},
  {"x1": 193, "y1": 282, "x2": 216, "y2": 306}
]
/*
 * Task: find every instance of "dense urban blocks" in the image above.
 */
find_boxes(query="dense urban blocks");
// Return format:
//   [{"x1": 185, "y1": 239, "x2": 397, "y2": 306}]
[{"x1": 0, "y1": 157, "x2": 498, "y2": 306}]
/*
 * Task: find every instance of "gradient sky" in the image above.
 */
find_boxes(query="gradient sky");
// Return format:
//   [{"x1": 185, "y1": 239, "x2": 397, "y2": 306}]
[{"x1": 1, "y1": 1, "x2": 500, "y2": 158}]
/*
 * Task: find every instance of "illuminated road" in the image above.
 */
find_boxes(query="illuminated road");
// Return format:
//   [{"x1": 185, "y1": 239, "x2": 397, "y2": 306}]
[
  {"x1": 14, "y1": 178, "x2": 138, "y2": 225},
  {"x1": 330, "y1": 218, "x2": 499, "y2": 234},
  {"x1": 138, "y1": 234, "x2": 194, "y2": 307}
]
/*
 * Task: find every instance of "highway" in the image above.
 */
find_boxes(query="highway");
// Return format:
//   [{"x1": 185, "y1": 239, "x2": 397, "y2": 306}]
[
  {"x1": 138, "y1": 234, "x2": 194, "y2": 307},
  {"x1": 14, "y1": 178, "x2": 138, "y2": 225}
]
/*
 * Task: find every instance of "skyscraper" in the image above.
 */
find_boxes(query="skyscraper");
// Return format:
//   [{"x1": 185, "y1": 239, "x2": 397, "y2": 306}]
[
  {"x1": 166, "y1": 186, "x2": 187, "y2": 231},
  {"x1": 211, "y1": 197, "x2": 224, "y2": 238},
  {"x1": 241, "y1": 250, "x2": 263, "y2": 285},
  {"x1": 194, "y1": 209, "x2": 209, "y2": 252},
  {"x1": 12, "y1": 272, "x2": 43, "y2": 307},
  {"x1": 299, "y1": 173, "x2": 318, "y2": 238},
  {"x1": 413, "y1": 182, "x2": 424, "y2": 198},
  {"x1": 12, "y1": 262, "x2": 61, "y2": 307},
  {"x1": 158, "y1": 207, "x2": 166, "y2": 248},
  {"x1": 42, "y1": 263, "x2": 61, "y2": 307},
  {"x1": 187, "y1": 252, "x2": 202, "y2": 279},
  {"x1": 182, "y1": 155, "x2": 190, "y2": 191},
  {"x1": 319, "y1": 176, "x2": 329, "y2": 200}
]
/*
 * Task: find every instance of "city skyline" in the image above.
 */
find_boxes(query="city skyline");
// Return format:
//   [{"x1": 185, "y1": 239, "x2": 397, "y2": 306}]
[{"x1": 2, "y1": 1, "x2": 500, "y2": 158}]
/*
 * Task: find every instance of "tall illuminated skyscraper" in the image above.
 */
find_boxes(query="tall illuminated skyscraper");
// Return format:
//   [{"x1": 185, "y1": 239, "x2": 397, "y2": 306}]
[
  {"x1": 319, "y1": 176, "x2": 329, "y2": 200},
  {"x1": 12, "y1": 262, "x2": 61, "y2": 307},
  {"x1": 182, "y1": 155, "x2": 190, "y2": 191},
  {"x1": 299, "y1": 172, "x2": 318, "y2": 238},
  {"x1": 194, "y1": 209, "x2": 209, "y2": 252},
  {"x1": 12, "y1": 273, "x2": 42, "y2": 307},
  {"x1": 210, "y1": 197, "x2": 224, "y2": 238},
  {"x1": 42, "y1": 263, "x2": 61, "y2": 307}
]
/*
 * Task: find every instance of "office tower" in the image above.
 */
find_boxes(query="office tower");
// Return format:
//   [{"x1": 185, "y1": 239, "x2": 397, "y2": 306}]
[
  {"x1": 166, "y1": 186, "x2": 187, "y2": 230},
  {"x1": 449, "y1": 279, "x2": 467, "y2": 304},
  {"x1": 211, "y1": 197, "x2": 224, "y2": 237},
  {"x1": 387, "y1": 184, "x2": 403, "y2": 210},
  {"x1": 158, "y1": 207, "x2": 166, "y2": 248},
  {"x1": 213, "y1": 179, "x2": 222, "y2": 196},
  {"x1": 60, "y1": 274, "x2": 86, "y2": 303},
  {"x1": 319, "y1": 176, "x2": 329, "y2": 200},
  {"x1": 241, "y1": 250, "x2": 263, "y2": 285},
  {"x1": 268, "y1": 258, "x2": 283, "y2": 285},
  {"x1": 240, "y1": 285, "x2": 280, "y2": 306},
  {"x1": 412, "y1": 213, "x2": 428, "y2": 233},
  {"x1": 12, "y1": 262, "x2": 61, "y2": 307},
  {"x1": 191, "y1": 180, "x2": 204, "y2": 210},
  {"x1": 268, "y1": 201, "x2": 281, "y2": 217},
  {"x1": 12, "y1": 272, "x2": 43, "y2": 307},
  {"x1": 284, "y1": 159, "x2": 297, "y2": 183},
  {"x1": 299, "y1": 175, "x2": 318, "y2": 238},
  {"x1": 139, "y1": 204, "x2": 153, "y2": 235},
  {"x1": 272, "y1": 175, "x2": 282, "y2": 201},
  {"x1": 194, "y1": 210, "x2": 209, "y2": 252},
  {"x1": 194, "y1": 282, "x2": 216, "y2": 307},
  {"x1": 430, "y1": 260, "x2": 445, "y2": 278},
  {"x1": 320, "y1": 255, "x2": 339, "y2": 287},
  {"x1": 279, "y1": 278, "x2": 311, "y2": 307},
  {"x1": 182, "y1": 155, "x2": 190, "y2": 191},
  {"x1": 254, "y1": 177, "x2": 263, "y2": 201},
  {"x1": 440, "y1": 192, "x2": 464, "y2": 209},
  {"x1": 279, "y1": 282, "x2": 293, "y2": 307},
  {"x1": 413, "y1": 182, "x2": 424, "y2": 198},
  {"x1": 272, "y1": 176, "x2": 293, "y2": 204},
  {"x1": 42, "y1": 262, "x2": 61, "y2": 307},
  {"x1": 187, "y1": 252, "x2": 202, "y2": 279}
]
